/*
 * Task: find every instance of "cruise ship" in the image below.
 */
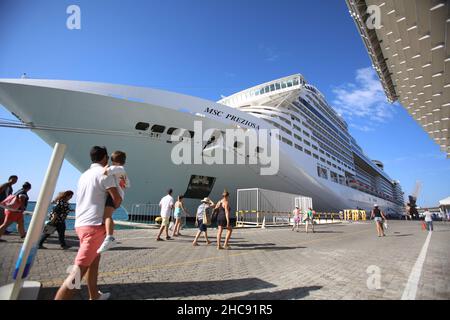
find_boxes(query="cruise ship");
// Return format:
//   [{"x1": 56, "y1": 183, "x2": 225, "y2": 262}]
[{"x1": 0, "y1": 75, "x2": 404, "y2": 215}]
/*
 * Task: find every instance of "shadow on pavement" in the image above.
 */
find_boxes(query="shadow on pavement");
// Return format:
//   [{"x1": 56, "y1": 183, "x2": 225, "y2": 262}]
[
  {"x1": 307, "y1": 231, "x2": 344, "y2": 234},
  {"x1": 38, "y1": 277, "x2": 277, "y2": 300},
  {"x1": 229, "y1": 243, "x2": 305, "y2": 251},
  {"x1": 109, "y1": 246, "x2": 156, "y2": 251},
  {"x1": 227, "y1": 285, "x2": 323, "y2": 300}
]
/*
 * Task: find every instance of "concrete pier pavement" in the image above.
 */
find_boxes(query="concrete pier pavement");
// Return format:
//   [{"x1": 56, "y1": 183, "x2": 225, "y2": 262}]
[{"x1": 0, "y1": 220, "x2": 449, "y2": 300}]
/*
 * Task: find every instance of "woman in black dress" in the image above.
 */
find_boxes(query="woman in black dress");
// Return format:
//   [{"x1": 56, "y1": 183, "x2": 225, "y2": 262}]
[{"x1": 215, "y1": 190, "x2": 232, "y2": 250}]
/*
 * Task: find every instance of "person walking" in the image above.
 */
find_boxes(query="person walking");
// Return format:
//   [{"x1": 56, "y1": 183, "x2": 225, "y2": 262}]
[
  {"x1": 192, "y1": 197, "x2": 214, "y2": 246},
  {"x1": 39, "y1": 190, "x2": 74, "y2": 250},
  {"x1": 304, "y1": 207, "x2": 315, "y2": 233},
  {"x1": 423, "y1": 208, "x2": 434, "y2": 232},
  {"x1": 0, "y1": 182, "x2": 31, "y2": 240},
  {"x1": 172, "y1": 195, "x2": 187, "y2": 237},
  {"x1": 0, "y1": 175, "x2": 18, "y2": 226},
  {"x1": 370, "y1": 204, "x2": 387, "y2": 237},
  {"x1": 156, "y1": 189, "x2": 174, "y2": 241},
  {"x1": 215, "y1": 190, "x2": 232, "y2": 250},
  {"x1": 291, "y1": 206, "x2": 301, "y2": 232},
  {"x1": 55, "y1": 146, "x2": 122, "y2": 300}
]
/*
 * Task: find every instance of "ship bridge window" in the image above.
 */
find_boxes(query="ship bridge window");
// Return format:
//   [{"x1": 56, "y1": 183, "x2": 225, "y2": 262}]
[
  {"x1": 275, "y1": 83, "x2": 281, "y2": 90},
  {"x1": 281, "y1": 82, "x2": 287, "y2": 89},
  {"x1": 317, "y1": 166, "x2": 328, "y2": 179},
  {"x1": 330, "y1": 171, "x2": 339, "y2": 183},
  {"x1": 151, "y1": 125, "x2": 166, "y2": 133},
  {"x1": 167, "y1": 127, "x2": 179, "y2": 135},
  {"x1": 135, "y1": 122, "x2": 150, "y2": 131},
  {"x1": 282, "y1": 137, "x2": 293, "y2": 146}
]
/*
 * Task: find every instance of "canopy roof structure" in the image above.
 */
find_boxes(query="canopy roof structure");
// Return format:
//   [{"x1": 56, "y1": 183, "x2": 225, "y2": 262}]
[
  {"x1": 346, "y1": 0, "x2": 450, "y2": 158},
  {"x1": 439, "y1": 196, "x2": 450, "y2": 206}
]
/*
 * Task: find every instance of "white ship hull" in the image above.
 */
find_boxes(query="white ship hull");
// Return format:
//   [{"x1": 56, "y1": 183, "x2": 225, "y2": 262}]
[{"x1": 0, "y1": 79, "x2": 401, "y2": 215}]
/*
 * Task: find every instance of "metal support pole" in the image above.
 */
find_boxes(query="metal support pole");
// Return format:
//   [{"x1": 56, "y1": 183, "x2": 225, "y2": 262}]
[
  {"x1": 4, "y1": 143, "x2": 66, "y2": 300},
  {"x1": 256, "y1": 189, "x2": 260, "y2": 227}
]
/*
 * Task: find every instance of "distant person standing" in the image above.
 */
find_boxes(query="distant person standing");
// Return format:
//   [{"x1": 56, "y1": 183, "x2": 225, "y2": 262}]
[
  {"x1": 423, "y1": 209, "x2": 434, "y2": 232},
  {"x1": 39, "y1": 190, "x2": 74, "y2": 249},
  {"x1": 215, "y1": 190, "x2": 232, "y2": 250},
  {"x1": 0, "y1": 175, "x2": 18, "y2": 225},
  {"x1": 172, "y1": 195, "x2": 187, "y2": 237},
  {"x1": 156, "y1": 189, "x2": 174, "y2": 241},
  {"x1": 192, "y1": 197, "x2": 214, "y2": 246},
  {"x1": 370, "y1": 204, "x2": 387, "y2": 237},
  {"x1": 304, "y1": 208, "x2": 314, "y2": 233},
  {"x1": 0, "y1": 182, "x2": 31, "y2": 240},
  {"x1": 55, "y1": 146, "x2": 122, "y2": 300},
  {"x1": 291, "y1": 206, "x2": 301, "y2": 232}
]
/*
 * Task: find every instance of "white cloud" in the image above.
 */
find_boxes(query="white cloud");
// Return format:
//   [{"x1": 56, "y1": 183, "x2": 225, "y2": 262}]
[
  {"x1": 332, "y1": 67, "x2": 397, "y2": 128},
  {"x1": 258, "y1": 44, "x2": 280, "y2": 62}
]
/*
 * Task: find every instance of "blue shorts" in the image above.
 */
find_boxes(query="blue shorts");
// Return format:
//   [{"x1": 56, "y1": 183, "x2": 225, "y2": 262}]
[{"x1": 197, "y1": 219, "x2": 207, "y2": 232}]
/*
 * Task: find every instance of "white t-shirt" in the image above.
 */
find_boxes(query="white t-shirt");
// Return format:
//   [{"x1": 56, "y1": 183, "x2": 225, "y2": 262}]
[
  {"x1": 75, "y1": 163, "x2": 116, "y2": 228},
  {"x1": 106, "y1": 165, "x2": 130, "y2": 200},
  {"x1": 159, "y1": 194, "x2": 174, "y2": 218},
  {"x1": 424, "y1": 211, "x2": 433, "y2": 222}
]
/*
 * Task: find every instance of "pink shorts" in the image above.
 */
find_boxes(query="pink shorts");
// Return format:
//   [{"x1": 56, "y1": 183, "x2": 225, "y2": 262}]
[{"x1": 74, "y1": 225, "x2": 106, "y2": 267}]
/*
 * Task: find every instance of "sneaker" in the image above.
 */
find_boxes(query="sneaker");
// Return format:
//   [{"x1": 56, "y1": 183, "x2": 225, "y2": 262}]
[
  {"x1": 156, "y1": 237, "x2": 164, "y2": 241},
  {"x1": 38, "y1": 245, "x2": 47, "y2": 249},
  {"x1": 97, "y1": 237, "x2": 117, "y2": 253},
  {"x1": 166, "y1": 236, "x2": 173, "y2": 240},
  {"x1": 90, "y1": 291, "x2": 110, "y2": 300}
]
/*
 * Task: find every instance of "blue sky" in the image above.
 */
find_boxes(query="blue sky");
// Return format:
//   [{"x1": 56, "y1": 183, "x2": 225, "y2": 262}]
[{"x1": 0, "y1": 0, "x2": 448, "y2": 206}]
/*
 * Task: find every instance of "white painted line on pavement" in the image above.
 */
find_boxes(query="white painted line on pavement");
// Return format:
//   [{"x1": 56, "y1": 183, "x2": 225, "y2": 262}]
[{"x1": 401, "y1": 231, "x2": 432, "y2": 300}]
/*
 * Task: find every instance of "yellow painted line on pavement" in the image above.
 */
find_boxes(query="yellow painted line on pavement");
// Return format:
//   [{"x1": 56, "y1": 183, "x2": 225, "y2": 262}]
[{"x1": 40, "y1": 225, "x2": 372, "y2": 287}]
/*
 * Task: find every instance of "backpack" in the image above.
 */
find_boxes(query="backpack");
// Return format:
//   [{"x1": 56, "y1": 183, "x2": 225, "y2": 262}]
[
  {"x1": 0, "y1": 194, "x2": 23, "y2": 212},
  {"x1": 203, "y1": 206, "x2": 211, "y2": 226}
]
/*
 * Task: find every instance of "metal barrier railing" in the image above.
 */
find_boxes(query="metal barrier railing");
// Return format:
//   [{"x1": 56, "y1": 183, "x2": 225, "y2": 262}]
[
  {"x1": 342, "y1": 210, "x2": 367, "y2": 221},
  {"x1": 235, "y1": 210, "x2": 292, "y2": 227},
  {"x1": 236, "y1": 211, "x2": 345, "y2": 228},
  {"x1": 127, "y1": 204, "x2": 187, "y2": 229}
]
